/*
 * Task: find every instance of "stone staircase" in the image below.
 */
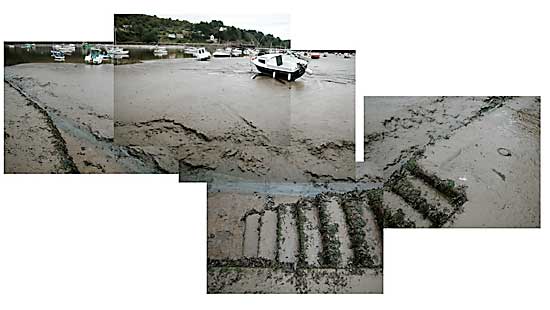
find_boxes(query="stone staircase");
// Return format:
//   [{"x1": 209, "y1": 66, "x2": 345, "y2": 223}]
[
  {"x1": 384, "y1": 159, "x2": 467, "y2": 228},
  {"x1": 241, "y1": 191, "x2": 382, "y2": 268}
]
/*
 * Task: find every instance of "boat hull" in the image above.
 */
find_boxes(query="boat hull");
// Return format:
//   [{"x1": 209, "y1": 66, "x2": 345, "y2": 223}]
[{"x1": 254, "y1": 64, "x2": 306, "y2": 81}]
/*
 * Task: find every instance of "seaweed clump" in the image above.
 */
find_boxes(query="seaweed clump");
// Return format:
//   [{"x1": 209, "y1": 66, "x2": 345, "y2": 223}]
[{"x1": 384, "y1": 208, "x2": 416, "y2": 228}]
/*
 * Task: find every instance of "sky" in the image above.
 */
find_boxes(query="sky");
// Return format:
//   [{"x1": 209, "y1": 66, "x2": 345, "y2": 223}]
[{"x1": 157, "y1": 14, "x2": 290, "y2": 40}]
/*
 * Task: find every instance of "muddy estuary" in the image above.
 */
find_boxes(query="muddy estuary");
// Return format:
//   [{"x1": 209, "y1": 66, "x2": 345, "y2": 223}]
[
  {"x1": 364, "y1": 96, "x2": 540, "y2": 228},
  {"x1": 4, "y1": 52, "x2": 355, "y2": 176},
  {"x1": 115, "y1": 54, "x2": 356, "y2": 181}
]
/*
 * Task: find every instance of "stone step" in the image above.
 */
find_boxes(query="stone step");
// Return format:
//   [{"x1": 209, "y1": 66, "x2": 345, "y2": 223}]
[
  {"x1": 360, "y1": 200, "x2": 383, "y2": 266},
  {"x1": 258, "y1": 210, "x2": 278, "y2": 260},
  {"x1": 277, "y1": 203, "x2": 299, "y2": 264},
  {"x1": 242, "y1": 213, "x2": 260, "y2": 257},
  {"x1": 383, "y1": 190, "x2": 432, "y2": 228},
  {"x1": 321, "y1": 196, "x2": 353, "y2": 267},
  {"x1": 390, "y1": 171, "x2": 456, "y2": 227},
  {"x1": 299, "y1": 201, "x2": 322, "y2": 267}
]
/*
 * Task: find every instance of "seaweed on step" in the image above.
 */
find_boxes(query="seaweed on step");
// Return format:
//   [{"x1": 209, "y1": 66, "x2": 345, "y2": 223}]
[
  {"x1": 384, "y1": 208, "x2": 416, "y2": 228},
  {"x1": 293, "y1": 199, "x2": 309, "y2": 268},
  {"x1": 315, "y1": 194, "x2": 342, "y2": 268},
  {"x1": 404, "y1": 158, "x2": 467, "y2": 207},
  {"x1": 340, "y1": 191, "x2": 374, "y2": 267}
]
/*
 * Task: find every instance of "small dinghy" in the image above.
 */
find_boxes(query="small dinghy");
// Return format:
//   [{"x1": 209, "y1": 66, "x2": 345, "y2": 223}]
[
  {"x1": 212, "y1": 48, "x2": 231, "y2": 58},
  {"x1": 153, "y1": 46, "x2": 168, "y2": 56},
  {"x1": 231, "y1": 49, "x2": 243, "y2": 57},
  {"x1": 251, "y1": 53, "x2": 311, "y2": 81},
  {"x1": 195, "y1": 47, "x2": 211, "y2": 61},
  {"x1": 84, "y1": 48, "x2": 104, "y2": 65},
  {"x1": 310, "y1": 52, "x2": 321, "y2": 59},
  {"x1": 109, "y1": 46, "x2": 129, "y2": 56},
  {"x1": 51, "y1": 50, "x2": 65, "y2": 62},
  {"x1": 183, "y1": 46, "x2": 197, "y2": 55}
]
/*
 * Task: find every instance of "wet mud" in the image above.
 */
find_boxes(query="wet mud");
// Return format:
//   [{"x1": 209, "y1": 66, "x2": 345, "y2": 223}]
[
  {"x1": 364, "y1": 96, "x2": 540, "y2": 227},
  {"x1": 206, "y1": 183, "x2": 382, "y2": 293},
  {"x1": 4, "y1": 63, "x2": 186, "y2": 173},
  {"x1": 4, "y1": 82, "x2": 78, "y2": 173},
  {"x1": 115, "y1": 56, "x2": 355, "y2": 180}
]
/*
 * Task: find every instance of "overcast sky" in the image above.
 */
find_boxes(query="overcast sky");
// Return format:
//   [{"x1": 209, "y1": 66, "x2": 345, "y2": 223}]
[{"x1": 157, "y1": 14, "x2": 290, "y2": 39}]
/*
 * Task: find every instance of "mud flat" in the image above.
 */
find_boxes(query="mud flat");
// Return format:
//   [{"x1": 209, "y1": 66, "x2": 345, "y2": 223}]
[
  {"x1": 206, "y1": 183, "x2": 383, "y2": 293},
  {"x1": 4, "y1": 82, "x2": 77, "y2": 173},
  {"x1": 115, "y1": 56, "x2": 355, "y2": 180},
  {"x1": 4, "y1": 63, "x2": 175, "y2": 173},
  {"x1": 364, "y1": 96, "x2": 540, "y2": 227}
]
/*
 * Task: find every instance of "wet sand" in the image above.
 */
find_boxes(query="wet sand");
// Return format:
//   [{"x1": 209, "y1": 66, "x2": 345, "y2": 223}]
[
  {"x1": 4, "y1": 63, "x2": 173, "y2": 173},
  {"x1": 364, "y1": 96, "x2": 540, "y2": 227},
  {"x1": 116, "y1": 55, "x2": 355, "y2": 180},
  {"x1": 206, "y1": 183, "x2": 383, "y2": 293}
]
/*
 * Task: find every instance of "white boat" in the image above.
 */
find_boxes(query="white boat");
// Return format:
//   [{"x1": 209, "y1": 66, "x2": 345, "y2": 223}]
[
  {"x1": 323, "y1": 52, "x2": 329, "y2": 57},
  {"x1": 51, "y1": 50, "x2": 65, "y2": 62},
  {"x1": 110, "y1": 47, "x2": 129, "y2": 55},
  {"x1": 231, "y1": 49, "x2": 243, "y2": 57},
  {"x1": 195, "y1": 47, "x2": 211, "y2": 61},
  {"x1": 153, "y1": 46, "x2": 168, "y2": 56},
  {"x1": 212, "y1": 48, "x2": 231, "y2": 58},
  {"x1": 52, "y1": 44, "x2": 75, "y2": 55},
  {"x1": 291, "y1": 51, "x2": 311, "y2": 62},
  {"x1": 84, "y1": 48, "x2": 104, "y2": 65},
  {"x1": 111, "y1": 54, "x2": 129, "y2": 59},
  {"x1": 251, "y1": 53, "x2": 311, "y2": 81},
  {"x1": 343, "y1": 53, "x2": 351, "y2": 58},
  {"x1": 183, "y1": 46, "x2": 198, "y2": 55}
]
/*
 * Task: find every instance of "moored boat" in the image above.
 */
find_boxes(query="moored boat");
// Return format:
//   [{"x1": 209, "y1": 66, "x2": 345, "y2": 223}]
[
  {"x1": 251, "y1": 53, "x2": 311, "y2": 81},
  {"x1": 231, "y1": 49, "x2": 243, "y2": 57},
  {"x1": 84, "y1": 48, "x2": 104, "y2": 65},
  {"x1": 153, "y1": 46, "x2": 168, "y2": 56},
  {"x1": 195, "y1": 47, "x2": 211, "y2": 61},
  {"x1": 51, "y1": 50, "x2": 65, "y2": 62},
  {"x1": 183, "y1": 46, "x2": 198, "y2": 55},
  {"x1": 212, "y1": 48, "x2": 231, "y2": 57}
]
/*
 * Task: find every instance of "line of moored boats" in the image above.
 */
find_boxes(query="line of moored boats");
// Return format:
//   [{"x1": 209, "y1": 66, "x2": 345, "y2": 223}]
[
  {"x1": 48, "y1": 43, "x2": 130, "y2": 64},
  {"x1": 13, "y1": 42, "x2": 353, "y2": 82}
]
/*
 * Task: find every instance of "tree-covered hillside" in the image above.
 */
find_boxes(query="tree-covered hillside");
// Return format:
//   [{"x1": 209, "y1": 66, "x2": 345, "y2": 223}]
[{"x1": 114, "y1": 14, "x2": 290, "y2": 48}]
